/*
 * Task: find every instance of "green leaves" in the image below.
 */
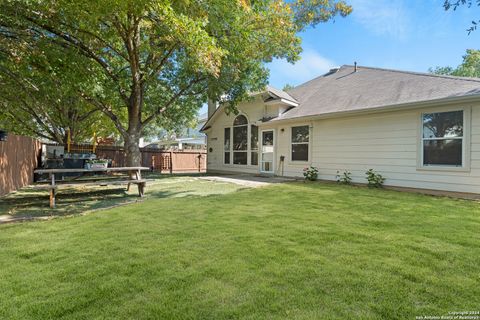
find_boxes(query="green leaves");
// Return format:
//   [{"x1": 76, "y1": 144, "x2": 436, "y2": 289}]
[
  {"x1": 290, "y1": 0, "x2": 352, "y2": 30},
  {"x1": 0, "y1": 0, "x2": 351, "y2": 159},
  {"x1": 443, "y1": 0, "x2": 480, "y2": 33},
  {"x1": 430, "y1": 49, "x2": 480, "y2": 78}
]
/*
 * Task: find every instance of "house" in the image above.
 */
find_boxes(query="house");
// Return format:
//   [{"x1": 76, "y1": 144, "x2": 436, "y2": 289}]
[
  {"x1": 201, "y1": 65, "x2": 480, "y2": 194},
  {"x1": 145, "y1": 137, "x2": 206, "y2": 151},
  {"x1": 145, "y1": 113, "x2": 207, "y2": 150}
]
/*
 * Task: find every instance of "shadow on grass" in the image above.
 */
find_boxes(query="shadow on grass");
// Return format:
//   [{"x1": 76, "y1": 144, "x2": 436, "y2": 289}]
[
  {"x1": 0, "y1": 187, "x2": 134, "y2": 219},
  {"x1": 1, "y1": 188, "x2": 125, "y2": 206},
  {"x1": 0, "y1": 175, "x2": 243, "y2": 221}
]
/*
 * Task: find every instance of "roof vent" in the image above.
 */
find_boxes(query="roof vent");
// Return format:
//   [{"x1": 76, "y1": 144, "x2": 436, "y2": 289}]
[
  {"x1": 354, "y1": 61, "x2": 358, "y2": 72},
  {"x1": 329, "y1": 67, "x2": 340, "y2": 74},
  {"x1": 324, "y1": 67, "x2": 340, "y2": 76}
]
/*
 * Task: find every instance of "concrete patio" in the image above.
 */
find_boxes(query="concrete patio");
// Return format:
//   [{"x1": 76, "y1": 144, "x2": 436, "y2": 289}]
[{"x1": 198, "y1": 174, "x2": 297, "y2": 188}]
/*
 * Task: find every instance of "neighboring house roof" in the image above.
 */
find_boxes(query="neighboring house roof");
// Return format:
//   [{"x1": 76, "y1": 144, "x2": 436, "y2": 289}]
[
  {"x1": 277, "y1": 65, "x2": 480, "y2": 121},
  {"x1": 146, "y1": 137, "x2": 206, "y2": 148},
  {"x1": 198, "y1": 112, "x2": 208, "y2": 122}
]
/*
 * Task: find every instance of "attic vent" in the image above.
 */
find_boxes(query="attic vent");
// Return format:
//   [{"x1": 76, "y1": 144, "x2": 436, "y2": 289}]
[{"x1": 324, "y1": 67, "x2": 340, "y2": 76}]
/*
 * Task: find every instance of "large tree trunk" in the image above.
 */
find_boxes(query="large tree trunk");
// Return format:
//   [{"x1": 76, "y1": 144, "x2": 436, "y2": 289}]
[
  {"x1": 123, "y1": 21, "x2": 144, "y2": 168},
  {"x1": 124, "y1": 132, "x2": 141, "y2": 167}
]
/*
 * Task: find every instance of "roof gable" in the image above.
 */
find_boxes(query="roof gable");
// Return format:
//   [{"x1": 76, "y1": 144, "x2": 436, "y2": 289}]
[{"x1": 278, "y1": 65, "x2": 480, "y2": 121}]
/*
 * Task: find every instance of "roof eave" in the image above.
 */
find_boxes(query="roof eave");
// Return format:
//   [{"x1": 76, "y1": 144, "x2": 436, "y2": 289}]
[
  {"x1": 264, "y1": 98, "x2": 299, "y2": 107},
  {"x1": 268, "y1": 93, "x2": 480, "y2": 124}
]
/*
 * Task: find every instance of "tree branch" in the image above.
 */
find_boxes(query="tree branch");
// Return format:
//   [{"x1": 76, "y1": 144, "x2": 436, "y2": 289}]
[
  {"x1": 143, "y1": 43, "x2": 177, "y2": 84},
  {"x1": 79, "y1": 93, "x2": 127, "y2": 137},
  {"x1": 21, "y1": 13, "x2": 131, "y2": 104},
  {"x1": 141, "y1": 77, "x2": 206, "y2": 127}
]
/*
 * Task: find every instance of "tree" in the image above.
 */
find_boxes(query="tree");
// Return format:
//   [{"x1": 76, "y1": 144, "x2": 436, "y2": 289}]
[
  {"x1": 0, "y1": 42, "x2": 117, "y2": 144},
  {"x1": 0, "y1": 0, "x2": 352, "y2": 165},
  {"x1": 282, "y1": 83, "x2": 295, "y2": 91},
  {"x1": 430, "y1": 49, "x2": 480, "y2": 78},
  {"x1": 444, "y1": 0, "x2": 480, "y2": 33}
]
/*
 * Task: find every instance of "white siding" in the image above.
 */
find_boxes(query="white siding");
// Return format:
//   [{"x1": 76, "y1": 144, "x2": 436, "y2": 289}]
[
  {"x1": 206, "y1": 96, "x2": 265, "y2": 174},
  {"x1": 207, "y1": 100, "x2": 480, "y2": 194}
]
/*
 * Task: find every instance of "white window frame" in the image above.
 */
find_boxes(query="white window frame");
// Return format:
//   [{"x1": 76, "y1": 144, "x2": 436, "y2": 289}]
[
  {"x1": 290, "y1": 125, "x2": 311, "y2": 163},
  {"x1": 260, "y1": 129, "x2": 275, "y2": 174},
  {"x1": 417, "y1": 106, "x2": 471, "y2": 172},
  {"x1": 250, "y1": 124, "x2": 259, "y2": 166},
  {"x1": 223, "y1": 113, "x2": 258, "y2": 167},
  {"x1": 232, "y1": 114, "x2": 249, "y2": 166},
  {"x1": 223, "y1": 126, "x2": 231, "y2": 165}
]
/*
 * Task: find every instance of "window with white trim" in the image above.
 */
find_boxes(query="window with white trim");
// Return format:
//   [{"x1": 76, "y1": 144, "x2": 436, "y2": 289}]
[
  {"x1": 224, "y1": 115, "x2": 260, "y2": 166},
  {"x1": 224, "y1": 127, "x2": 230, "y2": 164},
  {"x1": 291, "y1": 125, "x2": 309, "y2": 162},
  {"x1": 232, "y1": 115, "x2": 248, "y2": 165},
  {"x1": 422, "y1": 110, "x2": 463, "y2": 166},
  {"x1": 251, "y1": 125, "x2": 258, "y2": 165}
]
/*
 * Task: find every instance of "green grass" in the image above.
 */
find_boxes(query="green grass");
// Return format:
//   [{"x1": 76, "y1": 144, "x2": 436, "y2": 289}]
[
  {"x1": 0, "y1": 179, "x2": 479, "y2": 319},
  {"x1": 0, "y1": 174, "x2": 244, "y2": 219}
]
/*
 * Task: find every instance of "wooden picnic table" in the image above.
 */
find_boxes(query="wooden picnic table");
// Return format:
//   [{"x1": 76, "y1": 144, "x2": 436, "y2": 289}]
[{"x1": 34, "y1": 167, "x2": 150, "y2": 208}]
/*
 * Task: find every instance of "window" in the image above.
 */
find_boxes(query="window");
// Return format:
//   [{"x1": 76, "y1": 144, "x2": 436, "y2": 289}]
[
  {"x1": 291, "y1": 126, "x2": 309, "y2": 161},
  {"x1": 224, "y1": 127, "x2": 230, "y2": 164},
  {"x1": 233, "y1": 115, "x2": 248, "y2": 126},
  {"x1": 233, "y1": 115, "x2": 248, "y2": 165},
  {"x1": 422, "y1": 110, "x2": 463, "y2": 166},
  {"x1": 251, "y1": 125, "x2": 258, "y2": 165},
  {"x1": 224, "y1": 115, "x2": 259, "y2": 167}
]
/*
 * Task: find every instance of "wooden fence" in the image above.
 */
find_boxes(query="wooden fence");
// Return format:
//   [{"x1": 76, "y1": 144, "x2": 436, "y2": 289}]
[
  {"x1": 92, "y1": 146, "x2": 207, "y2": 173},
  {"x1": 0, "y1": 141, "x2": 206, "y2": 197},
  {"x1": 0, "y1": 134, "x2": 42, "y2": 196}
]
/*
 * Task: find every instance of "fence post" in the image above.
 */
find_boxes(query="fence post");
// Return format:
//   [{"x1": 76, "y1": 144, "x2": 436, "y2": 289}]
[{"x1": 169, "y1": 151, "x2": 173, "y2": 174}]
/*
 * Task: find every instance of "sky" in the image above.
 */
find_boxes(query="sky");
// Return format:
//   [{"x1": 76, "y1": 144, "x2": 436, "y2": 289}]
[
  {"x1": 268, "y1": 0, "x2": 480, "y2": 89},
  {"x1": 200, "y1": 0, "x2": 480, "y2": 115}
]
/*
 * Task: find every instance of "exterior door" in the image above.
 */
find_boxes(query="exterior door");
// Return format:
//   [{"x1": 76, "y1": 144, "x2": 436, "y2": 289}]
[{"x1": 261, "y1": 130, "x2": 274, "y2": 173}]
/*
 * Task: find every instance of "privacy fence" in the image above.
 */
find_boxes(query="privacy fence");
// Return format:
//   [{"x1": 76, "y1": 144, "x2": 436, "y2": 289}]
[
  {"x1": 92, "y1": 146, "x2": 207, "y2": 173},
  {"x1": 0, "y1": 138, "x2": 207, "y2": 196},
  {"x1": 0, "y1": 134, "x2": 42, "y2": 196}
]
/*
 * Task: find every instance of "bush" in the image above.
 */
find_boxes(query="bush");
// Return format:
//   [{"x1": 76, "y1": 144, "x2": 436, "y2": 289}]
[
  {"x1": 365, "y1": 169, "x2": 385, "y2": 188},
  {"x1": 337, "y1": 170, "x2": 352, "y2": 185},
  {"x1": 303, "y1": 166, "x2": 319, "y2": 181}
]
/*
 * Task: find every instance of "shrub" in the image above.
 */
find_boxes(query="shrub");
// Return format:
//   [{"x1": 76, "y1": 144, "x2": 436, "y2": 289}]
[
  {"x1": 303, "y1": 166, "x2": 319, "y2": 181},
  {"x1": 365, "y1": 169, "x2": 385, "y2": 188},
  {"x1": 337, "y1": 170, "x2": 352, "y2": 185}
]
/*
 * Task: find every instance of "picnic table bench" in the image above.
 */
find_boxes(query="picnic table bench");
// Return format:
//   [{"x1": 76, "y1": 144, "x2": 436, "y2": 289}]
[{"x1": 34, "y1": 167, "x2": 150, "y2": 208}]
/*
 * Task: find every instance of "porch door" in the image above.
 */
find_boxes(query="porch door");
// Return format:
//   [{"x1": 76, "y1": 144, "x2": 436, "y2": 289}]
[{"x1": 260, "y1": 130, "x2": 274, "y2": 173}]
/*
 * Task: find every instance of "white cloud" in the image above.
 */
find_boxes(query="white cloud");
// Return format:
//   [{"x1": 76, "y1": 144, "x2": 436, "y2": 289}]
[
  {"x1": 268, "y1": 49, "x2": 336, "y2": 88},
  {"x1": 349, "y1": 0, "x2": 410, "y2": 40}
]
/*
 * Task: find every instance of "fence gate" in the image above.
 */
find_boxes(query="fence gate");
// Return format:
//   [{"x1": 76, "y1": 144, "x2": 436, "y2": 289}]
[{"x1": 151, "y1": 154, "x2": 172, "y2": 173}]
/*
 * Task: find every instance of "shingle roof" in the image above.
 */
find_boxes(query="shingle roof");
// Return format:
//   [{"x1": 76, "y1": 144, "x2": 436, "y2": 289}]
[
  {"x1": 273, "y1": 65, "x2": 480, "y2": 121},
  {"x1": 266, "y1": 85, "x2": 298, "y2": 103}
]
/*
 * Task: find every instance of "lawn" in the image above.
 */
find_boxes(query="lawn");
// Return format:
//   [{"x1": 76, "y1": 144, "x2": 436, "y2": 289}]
[
  {"x1": 0, "y1": 174, "x2": 244, "y2": 219},
  {"x1": 0, "y1": 179, "x2": 479, "y2": 319}
]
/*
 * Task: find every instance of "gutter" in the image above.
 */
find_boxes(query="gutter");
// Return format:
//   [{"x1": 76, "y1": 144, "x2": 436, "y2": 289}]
[{"x1": 266, "y1": 93, "x2": 480, "y2": 125}]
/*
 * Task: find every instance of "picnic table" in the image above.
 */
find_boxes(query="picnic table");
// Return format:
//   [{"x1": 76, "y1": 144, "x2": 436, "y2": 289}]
[{"x1": 34, "y1": 167, "x2": 150, "y2": 208}]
